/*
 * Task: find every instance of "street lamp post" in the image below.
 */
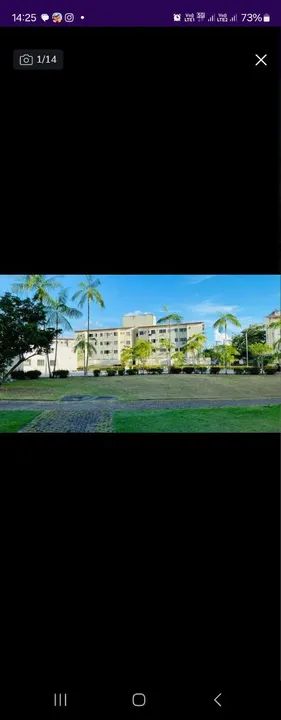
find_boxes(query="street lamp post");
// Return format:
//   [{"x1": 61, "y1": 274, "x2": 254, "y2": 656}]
[{"x1": 245, "y1": 330, "x2": 249, "y2": 366}]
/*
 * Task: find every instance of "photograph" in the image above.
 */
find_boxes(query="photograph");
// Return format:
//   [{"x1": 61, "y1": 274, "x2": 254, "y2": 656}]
[{"x1": 0, "y1": 273, "x2": 280, "y2": 433}]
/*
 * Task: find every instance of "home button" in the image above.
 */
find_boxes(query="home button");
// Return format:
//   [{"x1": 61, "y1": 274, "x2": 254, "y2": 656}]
[{"x1": 132, "y1": 693, "x2": 146, "y2": 707}]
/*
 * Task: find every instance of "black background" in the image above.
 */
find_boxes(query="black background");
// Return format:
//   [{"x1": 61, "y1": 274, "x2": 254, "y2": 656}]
[{"x1": 0, "y1": 26, "x2": 280, "y2": 716}]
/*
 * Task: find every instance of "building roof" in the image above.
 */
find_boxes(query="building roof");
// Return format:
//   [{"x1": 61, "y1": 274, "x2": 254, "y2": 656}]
[{"x1": 266, "y1": 310, "x2": 280, "y2": 318}]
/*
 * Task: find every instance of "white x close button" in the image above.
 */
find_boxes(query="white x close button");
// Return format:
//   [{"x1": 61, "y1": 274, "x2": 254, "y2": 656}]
[{"x1": 255, "y1": 53, "x2": 268, "y2": 66}]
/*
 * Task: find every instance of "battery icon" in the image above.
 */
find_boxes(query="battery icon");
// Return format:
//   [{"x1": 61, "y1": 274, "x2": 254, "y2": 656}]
[{"x1": 263, "y1": 13, "x2": 270, "y2": 22}]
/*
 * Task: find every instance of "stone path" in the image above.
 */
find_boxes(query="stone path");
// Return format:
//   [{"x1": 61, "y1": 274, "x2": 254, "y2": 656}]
[{"x1": 0, "y1": 394, "x2": 279, "y2": 433}]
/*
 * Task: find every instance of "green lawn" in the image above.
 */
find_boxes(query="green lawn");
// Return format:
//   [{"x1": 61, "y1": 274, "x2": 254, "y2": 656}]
[
  {"x1": 0, "y1": 375, "x2": 280, "y2": 401},
  {"x1": 0, "y1": 410, "x2": 42, "y2": 433},
  {"x1": 113, "y1": 405, "x2": 281, "y2": 433}
]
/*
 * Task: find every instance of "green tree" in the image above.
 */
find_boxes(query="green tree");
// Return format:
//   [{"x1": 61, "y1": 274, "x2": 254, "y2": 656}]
[
  {"x1": 121, "y1": 347, "x2": 134, "y2": 368},
  {"x1": 46, "y1": 290, "x2": 82, "y2": 375},
  {"x1": 158, "y1": 337, "x2": 175, "y2": 368},
  {"x1": 0, "y1": 293, "x2": 57, "y2": 383},
  {"x1": 172, "y1": 350, "x2": 185, "y2": 369},
  {"x1": 133, "y1": 339, "x2": 152, "y2": 372},
  {"x1": 12, "y1": 274, "x2": 62, "y2": 376},
  {"x1": 74, "y1": 334, "x2": 97, "y2": 375},
  {"x1": 72, "y1": 276, "x2": 105, "y2": 375},
  {"x1": 213, "y1": 314, "x2": 241, "y2": 373},
  {"x1": 248, "y1": 343, "x2": 272, "y2": 372},
  {"x1": 157, "y1": 306, "x2": 183, "y2": 372},
  {"x1": 212, "y1": 344, "x2": 240, "y2": 368},
  {"x1": 232, "y1": 324, "x2": 266, "y2": 360},
  {"x1": 182, "y1": 333, "x2": 206, "y2": 365}
]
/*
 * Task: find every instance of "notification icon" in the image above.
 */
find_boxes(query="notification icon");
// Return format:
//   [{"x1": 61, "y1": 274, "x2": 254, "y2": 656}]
[{"x1": 41, "y1": 13, "x2": 49, "y2": 22}]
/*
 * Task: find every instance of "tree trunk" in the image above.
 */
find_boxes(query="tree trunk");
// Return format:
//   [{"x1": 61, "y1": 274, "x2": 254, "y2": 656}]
[
  {"x1": 225, "y1": 322, "x2": 227, "y2": 374},
  {"x1": 85, "y1": 299, "x2": 90, "y2": 376},
  {"x1": 168, "y1": 320, "x2": 171, "y2": 373},
  {"x1": 53, "y1": 315, "x2": 59, "y2": 377},
  {"x1": 43, "y1": 321, "x2": 51, "y2": 377}
]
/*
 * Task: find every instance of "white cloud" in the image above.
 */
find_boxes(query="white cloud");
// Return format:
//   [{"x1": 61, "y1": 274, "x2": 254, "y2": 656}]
[
  {"x1": 124, "y1": 311, "x2": 152, "y2": 316},
  {"x1": 186, "y1": 275, "x2": 217, "y2": 285},
  {"x1": 190, "y1": 300, "x2": 240, "y2": 315}
]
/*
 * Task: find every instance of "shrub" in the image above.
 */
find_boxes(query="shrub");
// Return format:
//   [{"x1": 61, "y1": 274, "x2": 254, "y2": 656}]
[
  {"x1": 233, "y1": 366, "x2": 245, "y2": 374},
  {"x1": 105, "y1": 367, "x2": 117, "y2": 376},
  {"x1": 147, "y1": 366, "x2": 163, "y2": 375},
  {"x1": 210, "y1": 366, "x2": 221, "y2": 374},
  {"x1": 93, "y1": 369, "x2": 101, "y2": 377},
  {"x1": 194, "y1": 365, "x2": 208, "y2": 374},
  {"x1": 25, "y1": 370, "x2": 42, "y2": 379},
  {"x1": 117, "y1": 368, "x2": 125, "y2": 376},
  {"x1": 11, "y1": 370, "x2": 26, "y2": 380},
  {"x1": 170, "y1": 366, "x2": 182, "y2": 374},
  {"x1": 126, "y1": 368, "x2": 137, "y2": 375},
  {"x1": 52, "y1": 370, "x2": 69, "y2": 378},
  {"x1": 245, "y1": 366, "x2": 260, "y2": 375},
  {"x1": 182, "y1": 366, "x2": 194, "y2": 374},
  {"x1": 264, "y1": 365, "x2": 278, "y2": 375}
]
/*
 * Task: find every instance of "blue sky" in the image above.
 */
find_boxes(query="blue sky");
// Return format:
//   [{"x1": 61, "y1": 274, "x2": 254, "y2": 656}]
[{"x1": 0, "y1": 275, "x2": 280, "y2": 346}]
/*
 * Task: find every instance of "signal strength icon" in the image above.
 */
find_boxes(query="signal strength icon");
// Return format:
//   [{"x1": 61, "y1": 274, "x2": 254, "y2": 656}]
[
  {"x1": 208, "y1": 14, "x2": 216, "y2": 22},
  {"x1": 229, "y1": 14, "x2": 238, "y2": 22}
]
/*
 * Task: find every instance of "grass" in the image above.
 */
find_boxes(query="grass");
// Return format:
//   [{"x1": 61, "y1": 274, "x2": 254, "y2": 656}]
[
  {"x1": 0, "y1": 375, "x2": 280, "y2": 402},
  {"x1": 0, "y1": 410, "x2": 42, "y2": 433},
  {"x1": 113, "y1": 405, "x2": 281, "y2": 433}
]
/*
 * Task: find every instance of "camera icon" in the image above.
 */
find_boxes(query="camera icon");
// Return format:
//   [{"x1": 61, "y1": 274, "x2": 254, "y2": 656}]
[
  {"x1": 64, "y1": 13, "x2": 74, "y2": 22},
  {"x1": 19, "y1": 53, "x2": 34, "y2": 66}
]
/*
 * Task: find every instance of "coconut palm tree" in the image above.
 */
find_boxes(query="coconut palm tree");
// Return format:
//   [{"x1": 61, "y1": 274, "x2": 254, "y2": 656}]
[
  {"x1": 213, "y1": 314, "x2": 241, "y2": 374},
  {"x1": 157, "y1": 306, "x2": 183, "y2": 372},
  {"x1": 45, "y1": 290, "x2": 82, "y2": 376},
  {"x1": 12, "y1": 274, "x2": 62, "y2": 376},
  {"x1": 182, "y1": 333, "x2": 207, "y2": 367},
  {"x1": 74, "y1": 335, "x2": 97, "y2": 375},
  {"x1": 72, "y1": 276, "x2": 105, "y2": 375}
]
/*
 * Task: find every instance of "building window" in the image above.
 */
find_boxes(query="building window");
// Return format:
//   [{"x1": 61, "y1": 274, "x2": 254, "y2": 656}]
[
  {"x1": 100, "y1": 333, "x2": 103, "y2": 336},
  {"x1": 50, "y1": 361, "x2": 55, "y2": 366},
  {"x1": 105, "y1": 342, "x2": 110, "y2": 346},
  {"x1": 126, "y1": 341, "x2": 130, "y2": 346},
  {"x1": 100, "y1": 342, "x2": 103, "y2": 346},
  {"x1": 114, "y1": 332, "x2": 118, "y2": 336},
  {"x1": 159, "y1": 329, "x2": 166, "y2": 334},
  {"x1": 114, "y1": 341, "x2": 118, "y2": 345},
  {"x1": 126, "y1": 332, "x2": 130, "y2": 336},
  {"x1": 180, "y1": 328, "x2": 186, "y2": 332},
  {"x1": 150, "y1": 330, "x2": 155, "y2": 334},
  {"x1": 100, "y1": 351, "x2": 103, "y2": 354},
  {"x1": 37, "y1": 359, "x2": 45, "y2": 367},
  {"x1": 25, "y1": 360, "x2": 32, "y2": 366},
  {"x1": 139, "y1": 331, "x2": 144, "y2": 335},
  {"x1": 104, "y1": 350, "x2": 110, "y2": 355},
  {"x1": 114, "y1": 350, "x2": 118, "y2": 354}
]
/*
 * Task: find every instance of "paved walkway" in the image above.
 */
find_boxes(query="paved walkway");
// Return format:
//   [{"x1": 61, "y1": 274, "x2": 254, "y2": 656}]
[{"x1": 0, "y1": 395, "x2": 280, "y2": 433}]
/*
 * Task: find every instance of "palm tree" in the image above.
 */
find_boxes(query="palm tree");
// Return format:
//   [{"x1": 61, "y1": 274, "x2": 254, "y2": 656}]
[
  {"x1": 12, "y1": 274, "x2": 62, "y2": 377},
  {"x1": 157, "y1": 306, "x2": 183, "y2": 372},
  {"x1": 45, "y1": 290, "x2": 82, "y2": 376},
  {"x1": 213, "y1": 314, "x2": 241, "y2": 374},
  {"x1": 182, "y1": 333, "x2": 207, "y2": 367},
  {"x1": 72, "y1": 276, "x2": 105, "y2": 375},
  {"x1": 74, "y1": 335, "x2": 97, "y2": 375}
]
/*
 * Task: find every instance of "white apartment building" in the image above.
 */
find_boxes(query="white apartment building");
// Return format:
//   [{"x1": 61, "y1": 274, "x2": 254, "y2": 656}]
[
  {"x1": 16, "y1": 313, "x2": 205, "y2": 375},
  {"x1": 265, "y1": 310, "x2": 281, "y2": 348}
]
